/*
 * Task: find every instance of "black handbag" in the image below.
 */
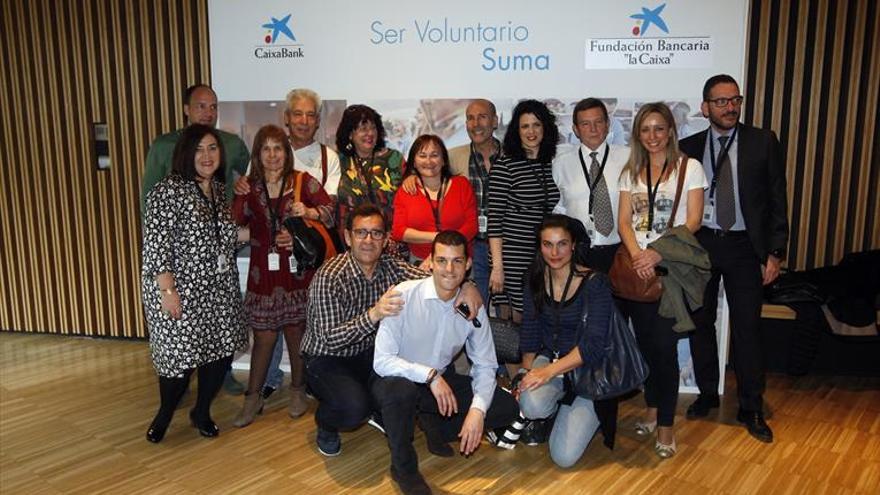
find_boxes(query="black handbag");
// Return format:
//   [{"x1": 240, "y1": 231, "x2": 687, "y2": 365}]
[
  {"x1": 574, "y1": 302, "x2": 649, "y2": 400},
  {"x1": 488, "y1": 316, "x2": 521, "y2": 364}
]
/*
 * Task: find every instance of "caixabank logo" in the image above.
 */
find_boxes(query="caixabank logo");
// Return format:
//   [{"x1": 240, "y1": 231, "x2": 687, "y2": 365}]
[
  {"x1": 254, "y1": 13, "x2": 305, "y2": 60},
  {"x1": 584, "y1": 3, "x2": 712, "y2": 70}
]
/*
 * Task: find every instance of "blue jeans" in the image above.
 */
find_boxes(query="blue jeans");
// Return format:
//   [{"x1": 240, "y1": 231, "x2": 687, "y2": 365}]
[
  {"x1": 264, "y1": 333, "x2": 285, "y2": 390},
  {"x1": 519, "y1": 355, "x2": 600, "y2": 468},
  {"x1": 471, "y1": 239, "x2": 490, "y2": 306}
]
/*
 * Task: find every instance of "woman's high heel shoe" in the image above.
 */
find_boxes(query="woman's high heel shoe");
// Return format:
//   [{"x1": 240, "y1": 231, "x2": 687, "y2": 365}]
[
  {"x1": 634, "y1": 420, "x2": 657, "y2": 436},
  {"x1": 146, "y1": 414, "x2": 171, "y2": 443},
  {"x1": 655, "y1": 437, "x2": 677, "y2": 458},
  {"x1": 189, "y1": 409, "x2": 219, "y2": 438}
]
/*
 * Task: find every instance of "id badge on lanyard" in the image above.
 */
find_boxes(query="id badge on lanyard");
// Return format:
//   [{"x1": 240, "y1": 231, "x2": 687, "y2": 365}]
[
  {"x1": 268, "y1": 248, "x2": 280, "y2": 271},
  {"x1": 703, "y1": 199, "x2": 715, "y2": 223},
  {"x1": 217, "y1": 254, "x2": 229, "y2": 273},
  {"x1": 478, "y1": 214, "x2": 488, "y2": 234},
  {"x1": 586, "y1": 214, "x2": 597, "y2": 243}
]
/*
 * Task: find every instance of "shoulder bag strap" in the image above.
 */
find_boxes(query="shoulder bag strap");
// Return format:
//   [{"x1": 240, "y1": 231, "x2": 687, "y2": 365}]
[
  {"x1": 666, "y1": 153, "x2": 689, "y2": 229},
  {"x1": 320, "y1": 144, "x2": 328, "y2": 186}
]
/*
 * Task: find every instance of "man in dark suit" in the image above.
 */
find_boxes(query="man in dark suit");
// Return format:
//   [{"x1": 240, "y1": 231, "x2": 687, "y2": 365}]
[{"x1": 680, "y1": 74, "x2": 789, "y2": 443}]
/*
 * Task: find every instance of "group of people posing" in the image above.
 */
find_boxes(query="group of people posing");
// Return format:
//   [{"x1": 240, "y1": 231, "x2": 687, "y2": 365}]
[{"x1": 140, "y1": 74, "x2": 788, "y2": 495}]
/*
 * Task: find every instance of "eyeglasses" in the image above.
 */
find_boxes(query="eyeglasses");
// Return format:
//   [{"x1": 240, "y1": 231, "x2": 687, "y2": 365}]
[
  {"x1": 351, "y1": 228, "x2": 386, "y2": 240},
  {"x1": 706, "y1": 96, "x2": 744, "y2": 108}
]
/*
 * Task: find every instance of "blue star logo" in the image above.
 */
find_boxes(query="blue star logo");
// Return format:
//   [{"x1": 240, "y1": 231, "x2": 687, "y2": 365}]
[
  {"x1": 261, "y1": 14, "x2": 296, "y2": 43},
  {"x1": 630, "y1": 4, "x2": 669, "y2": 36}
]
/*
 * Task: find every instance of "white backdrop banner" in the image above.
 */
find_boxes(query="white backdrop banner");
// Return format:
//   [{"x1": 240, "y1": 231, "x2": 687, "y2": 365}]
[{"x1": 209, "y1": 0, "x2": 748, "y2": 101}]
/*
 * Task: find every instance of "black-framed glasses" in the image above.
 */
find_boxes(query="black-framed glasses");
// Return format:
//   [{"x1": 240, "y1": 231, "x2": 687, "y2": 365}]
[
  {"x1": 707, "y1": 96, "x2": 744, "y2": 108},
  {"x1": 351, "y1": 228, "x2": 386, "y2": 240}
]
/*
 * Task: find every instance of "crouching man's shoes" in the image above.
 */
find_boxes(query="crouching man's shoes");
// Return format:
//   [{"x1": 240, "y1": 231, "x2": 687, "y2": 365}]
[
  {"x1": 736, "y1": 409, "x2": 773, "y2": 443},
  {"x1": 685, "y1": 395, "x2": 720, "y2": 419},
  {"x1": 390, "y1": 466, "x2": 432, "y2": 495}
]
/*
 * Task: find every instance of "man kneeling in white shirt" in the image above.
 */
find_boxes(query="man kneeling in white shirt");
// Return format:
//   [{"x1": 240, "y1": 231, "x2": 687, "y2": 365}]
[{"x1": 373, "y1": 230, "x2": 519, "y2": 495}]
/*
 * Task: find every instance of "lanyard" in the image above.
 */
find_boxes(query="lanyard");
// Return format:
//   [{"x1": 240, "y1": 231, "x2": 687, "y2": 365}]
[
  {"x1": 420, "y1": 177, "x2": 448, "y2": 231},
  {"x1": 195, "y1": 180, "x2": 223, "y2": 249},
  {"x1": 708, "y1": 126, "x2": 738, "y2": 198},
  {"x1": 577, "y1": 145, "x2": 610, "y2": 215},
  {"x1": 548, "y1": 267, "x2": 575, "y2": 358},
  {"x1": 261, "y1": 175, "x2": 288, "y2": 248},
  {"x1": 645, "y1": 160, "x2": 669, "y2": 229}
]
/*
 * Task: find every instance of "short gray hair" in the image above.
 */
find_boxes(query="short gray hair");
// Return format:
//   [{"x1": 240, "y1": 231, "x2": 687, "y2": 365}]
[{"x1": 285, "y1": 88, "x2": 322, "y2": 113}]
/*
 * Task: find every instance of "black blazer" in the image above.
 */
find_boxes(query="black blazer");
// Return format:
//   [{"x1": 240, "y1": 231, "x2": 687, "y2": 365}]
[{"x1": 680, "y1": 123, "x2": 789, "y2": 262}]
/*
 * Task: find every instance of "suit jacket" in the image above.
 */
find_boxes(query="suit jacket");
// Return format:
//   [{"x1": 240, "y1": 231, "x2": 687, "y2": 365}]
[
  {"x1": 448, "y1": 143, "x2": 471, "y2": 177},
  {"x1": 679, "y1": 123, "x2": 789, "y2": 262}
]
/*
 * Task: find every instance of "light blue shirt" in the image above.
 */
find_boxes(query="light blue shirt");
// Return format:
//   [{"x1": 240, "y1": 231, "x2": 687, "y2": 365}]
[
  {"x1": 701, "y1": 127, "x2": 746, "y2": 231},
  {"x1": 374, "y1": 277, "x2": 497, "y2": 413}
]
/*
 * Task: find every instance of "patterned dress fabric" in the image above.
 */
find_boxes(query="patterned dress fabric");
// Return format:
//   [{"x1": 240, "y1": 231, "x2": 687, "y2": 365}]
[{"x1": 141, "y1": 175, "x2": 247, "y2": 378}]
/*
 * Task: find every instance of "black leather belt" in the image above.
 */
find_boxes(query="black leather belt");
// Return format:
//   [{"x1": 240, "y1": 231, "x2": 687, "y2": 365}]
[{"x1": 699, "y1": 227, "x2": 748, "y2": 238}]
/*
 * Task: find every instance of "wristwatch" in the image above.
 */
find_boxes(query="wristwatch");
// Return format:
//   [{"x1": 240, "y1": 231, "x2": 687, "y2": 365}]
[
  {"x1": 425, "y1": 368, "x2": 438, "y2": 385},
  {"x1": 768, "y1": 248, "x2": 785, "y2": 260}
]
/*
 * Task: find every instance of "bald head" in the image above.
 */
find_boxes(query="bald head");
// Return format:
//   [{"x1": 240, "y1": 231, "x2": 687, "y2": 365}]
[{"x1": 465, "y1": 99, "x2": 498, "y2": 147}]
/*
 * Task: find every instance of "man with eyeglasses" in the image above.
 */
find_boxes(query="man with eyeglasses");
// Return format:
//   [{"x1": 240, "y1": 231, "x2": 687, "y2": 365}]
[
  {"x1": 300, "y1": 204, "x2": 484, "y2": 457},
  {"x1": 551, "y1": 98, "x2": 629, "y2": 272},
  {"x1": 372, "y1": 230, "x2": 518, "y2": 494},
  {"x1": 680, "y1": 74, "x2": 789, "y2": 443}
]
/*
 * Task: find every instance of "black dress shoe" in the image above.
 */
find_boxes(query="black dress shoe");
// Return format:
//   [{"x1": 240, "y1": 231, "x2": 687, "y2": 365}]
[
  {"x1": 146, "y1": 425, "x2": 167, "y2": 443},
  {"x1": 736, "y1": 409, "x2": 773, "y2": 443},
  {"x1": 189, "y1": 409, "x2": 219, "y2": 438},
  {"x1": 390, "y1": 466, "x2": 432, "y2": 495},
  {"x1": 686, "y1": 395, "x2": 720, "y2": 419}
]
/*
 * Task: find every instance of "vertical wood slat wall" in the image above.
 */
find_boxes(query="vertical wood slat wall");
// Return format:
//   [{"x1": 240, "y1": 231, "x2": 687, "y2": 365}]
[
  {"x1": 0, "y1": 0, "x2": 877, "y2": 338},
  {"x1": 745, "y1": 0, "x2": 880, "y2": 270},
  {"x1": 0, "y1": 0, "x2": 210, "y2": 337}
]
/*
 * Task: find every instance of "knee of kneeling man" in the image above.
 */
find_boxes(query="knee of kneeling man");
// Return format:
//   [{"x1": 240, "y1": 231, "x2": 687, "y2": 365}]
[{"x1": 550, "y1": 448, "x2": 580, "y2": 469}]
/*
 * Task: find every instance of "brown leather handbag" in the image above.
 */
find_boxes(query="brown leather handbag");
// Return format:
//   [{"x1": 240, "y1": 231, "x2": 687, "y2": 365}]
[{"x1": 610, "y1": 155, "x2": 688, "y2": 302}]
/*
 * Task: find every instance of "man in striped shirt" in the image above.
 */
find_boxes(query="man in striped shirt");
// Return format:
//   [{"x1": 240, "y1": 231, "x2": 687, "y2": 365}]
[{"x1": 301, "y1": 204, "x2": 484, "y2": 457}]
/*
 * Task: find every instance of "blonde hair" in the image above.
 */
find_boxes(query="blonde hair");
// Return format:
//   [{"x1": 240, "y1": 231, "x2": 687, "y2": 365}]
[{"x1": 624, "y1": 102, "x2": 681, "y2": 185}]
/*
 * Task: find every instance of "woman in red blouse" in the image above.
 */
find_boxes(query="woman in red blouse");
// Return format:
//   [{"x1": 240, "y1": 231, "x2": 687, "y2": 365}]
[
  {"x1": 391, "y1": 134, "x2": 478, "y2": 266},
  {"x1": 230, "y1": 125, "x2": 334, "y2": 427}
]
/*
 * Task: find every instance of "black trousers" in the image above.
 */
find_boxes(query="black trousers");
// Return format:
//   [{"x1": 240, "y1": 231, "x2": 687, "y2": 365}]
[
  {"x1": 304, "y1": 349, "x2": 376, "y2": 432},
  {"x1": 586, "y1": 242, "x2": 620, "y2": 274},
  {"x1": 372, "y1": 369, "x2": 519, "y2": 474},
  {"x1": 689, "y1": 229, "x2": 766, "y2": 412},
  {"x1": 621, "y1": 299, "x2": 680, "y2": 426}
]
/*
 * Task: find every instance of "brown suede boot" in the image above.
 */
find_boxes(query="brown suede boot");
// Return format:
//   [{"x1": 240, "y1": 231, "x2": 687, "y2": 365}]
[{"x1": 232, "y1": 392, "x2": 264, "y2": 427}]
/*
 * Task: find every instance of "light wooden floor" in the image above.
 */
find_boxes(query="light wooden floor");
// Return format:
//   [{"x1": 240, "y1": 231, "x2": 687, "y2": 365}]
[{"x1": 1, "y1": 333, "x2": 878, "y2": 494}]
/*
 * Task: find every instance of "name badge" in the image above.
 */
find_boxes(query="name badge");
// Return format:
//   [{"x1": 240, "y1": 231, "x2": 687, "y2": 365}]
[
  {"x1": 586, "y1": 214, "x2": 596, "y2": 242},
  {"x1": 478, "y1": 214, "x2": 488, "y2": 234},
  {"x1": 635, "y1": 230, "x2": 652, "y2": 250},
  {"x1": 703, "y1": 200, "x2": 715, "y2": 223},
  {"x1": 267, "y1": 251, "x2": 280, "y2": 271},
  {"x1": 289, "y1": 254, "x2": 299, "y2": 274},
  {"x1": 217, "y1": 254, "x2": 229, "y2": 273}
]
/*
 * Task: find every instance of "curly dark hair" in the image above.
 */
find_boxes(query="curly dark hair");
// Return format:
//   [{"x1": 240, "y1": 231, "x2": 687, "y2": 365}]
[
  {"x1": 335, "y1": 104, "x2": 387, "y2": 155},
  {"x1": 502, "y1": 99, "x2": 559, "y2": 163},
  {"x1": 171, "y1": 124, "x2": 226, "y2": 183},
  {"x1": 405, "y1": 134, "x2": 452, "y2": 182}
]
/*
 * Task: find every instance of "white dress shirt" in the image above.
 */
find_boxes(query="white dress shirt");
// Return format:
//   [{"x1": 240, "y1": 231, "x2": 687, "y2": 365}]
[
  {"x1": 552, "y1": 141, "x2": 629, "y2": 246},
  {"x1": 374, "y1": 277, "x2": 497, "y2": 413},
  {"x1": 292, "y1": 141, "x2": 341, "y2": 196}
]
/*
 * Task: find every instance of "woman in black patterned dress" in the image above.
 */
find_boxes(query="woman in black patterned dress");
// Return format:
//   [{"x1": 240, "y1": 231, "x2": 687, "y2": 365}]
[
  {"x1": 488, "y1": 100, "x2": 561, "y2": 322},
  {"x1": 141, "y1": 124, "x2": 247, "y2": 443}
]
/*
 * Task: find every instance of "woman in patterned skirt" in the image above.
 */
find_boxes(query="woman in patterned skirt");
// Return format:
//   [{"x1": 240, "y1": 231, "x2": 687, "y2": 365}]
[
  {"x1": 141, "y1": 124, "x2": 248, "y2": 443},
  {"x1": 488, "y1": 100, "x2": 561, "y2": 323},
  {"x1": 231, "y1": 125, "x2": 335, "y2": 426}
]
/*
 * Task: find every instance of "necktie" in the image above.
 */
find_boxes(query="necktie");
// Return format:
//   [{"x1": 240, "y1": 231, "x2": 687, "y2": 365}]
[
  {"x1": 715, "y1": 135, "x2": 736, "y2": 230},
  {"x1": 589, "y1": 151, "x2": 614, "y2": 236}
]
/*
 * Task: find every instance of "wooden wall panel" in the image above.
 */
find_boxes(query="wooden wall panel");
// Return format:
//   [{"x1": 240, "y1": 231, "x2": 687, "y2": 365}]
[
  {"x1": 746, "y1": 0, "x2": 880, "y2": 270},
  {"x1": 0, "y1": 0, "x2": 877, "y2": 337},
  {"x1": 0, "y1": 0, "x2": 210, "y2": 337}
]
